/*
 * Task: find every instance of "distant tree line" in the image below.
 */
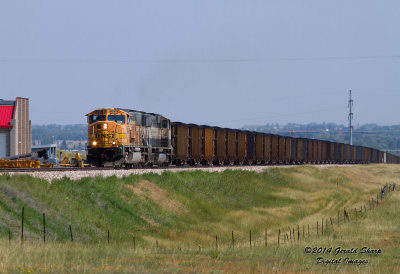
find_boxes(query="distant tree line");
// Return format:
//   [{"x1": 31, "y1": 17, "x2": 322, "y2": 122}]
[{"x1": 32, "y1": 124, "x2": 87, "y2": 150}]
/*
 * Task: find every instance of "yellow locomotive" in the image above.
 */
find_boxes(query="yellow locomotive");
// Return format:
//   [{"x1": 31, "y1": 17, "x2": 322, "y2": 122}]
[{"x1": 86, "y1": 108, "x2": 172, "y2": 166}]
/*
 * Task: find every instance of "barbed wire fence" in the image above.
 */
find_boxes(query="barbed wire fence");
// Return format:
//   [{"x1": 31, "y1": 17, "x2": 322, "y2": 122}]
[{"x1": 2, "y1": 183, "x2": 396, "y2": 252}]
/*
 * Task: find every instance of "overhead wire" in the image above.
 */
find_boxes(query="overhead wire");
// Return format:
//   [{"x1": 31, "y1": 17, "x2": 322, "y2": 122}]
[{"x1": 0, "y1": 55, "x2": 399, "y2": 64}]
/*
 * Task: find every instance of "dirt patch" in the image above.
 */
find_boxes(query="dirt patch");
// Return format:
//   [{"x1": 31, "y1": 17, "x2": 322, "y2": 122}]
[
  {"x1": 125, "y1": 180, "x2": 187, "y2": 214},
  {"x1": 0, "y1": 184, "x2": 46, "y2": 213},
  {"x1": 0, "y1": 184, "x2": 18, "y2": 200},
  {"x1": 253, "y1": 206, "x2": 292, "y2": 218},
  {"x1": 325, "y1": 200, "x2": 334, "y2": 210},
  {"x1": 140, "y1": 215, "x2": 160, "y2": 227}
]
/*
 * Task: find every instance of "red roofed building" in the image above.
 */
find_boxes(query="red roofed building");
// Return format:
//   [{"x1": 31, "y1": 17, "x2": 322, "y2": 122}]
[{"x1": 0, "y1": 97, "x2": 31, "y2": 158}]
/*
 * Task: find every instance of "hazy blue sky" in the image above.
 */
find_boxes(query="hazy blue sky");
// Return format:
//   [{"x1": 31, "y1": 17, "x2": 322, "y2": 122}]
[{"x1": 1, "y1": 1, "x2": 399, "y2": 128}]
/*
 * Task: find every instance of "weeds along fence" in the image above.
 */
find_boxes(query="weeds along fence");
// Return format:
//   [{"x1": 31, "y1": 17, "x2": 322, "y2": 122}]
[
  {"x1": 207, "y1": 183, "x2": 397, "y2": 251},
  {"x1": 3, "y1": 183, "x2": 397, "y2": 251}
]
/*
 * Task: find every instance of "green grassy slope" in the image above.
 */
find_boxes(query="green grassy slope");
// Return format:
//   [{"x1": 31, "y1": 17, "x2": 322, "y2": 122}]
[{"x1": 0, "y1": 165, "x2": 398, "y2": 248}]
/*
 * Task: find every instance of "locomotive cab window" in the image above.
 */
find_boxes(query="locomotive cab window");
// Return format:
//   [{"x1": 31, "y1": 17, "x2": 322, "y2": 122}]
[
  {"x1": 89, "y1": 115, "x2": 106, "y2": 124},
  {"x1": 108, "y1": 115, "x2": 126, "y2": 124},
  {"x1": 162, "y1": 120, "x2": 168, "y2": 128}
]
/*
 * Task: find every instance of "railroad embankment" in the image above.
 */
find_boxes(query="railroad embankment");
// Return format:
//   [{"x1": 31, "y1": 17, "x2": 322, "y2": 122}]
[{"x1": 0, "y1": 164, "x2": 399, "y2": 272}]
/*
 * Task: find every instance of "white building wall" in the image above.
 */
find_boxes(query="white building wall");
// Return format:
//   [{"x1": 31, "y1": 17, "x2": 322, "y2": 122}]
[
  {"x1": 10, "y1": 119, "x2": 18, "y2": 156},
  {"x1": 0, "y1": 129, "x2": 10, "y2": 158}
]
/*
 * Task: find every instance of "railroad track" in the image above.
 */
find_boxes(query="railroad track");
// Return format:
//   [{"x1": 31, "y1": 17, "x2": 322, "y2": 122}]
[
  {"x1": 0, "y1": 163, "x2": 354, "y2": 173},
  {"x1": 0, "y1": 165, "x2": 217, "y2": 173},
  {"x1": 0, "y1": 166, "x2": 160, "y2": 173}
]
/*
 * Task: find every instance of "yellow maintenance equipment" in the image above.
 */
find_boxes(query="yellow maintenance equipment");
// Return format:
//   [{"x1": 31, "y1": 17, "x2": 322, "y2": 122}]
[
  {"x1": 60, "y1": 156, "x2": 71, "y2": 165},
  {"x1": 40, "y1": 162, "x2": 54, "y2": 168},
  {"x1": 59, "y1": 152, "x2": 89, "y2": 168},
  {"x1": 0, "y1": 159, "x2": 41, "y2": 168}
]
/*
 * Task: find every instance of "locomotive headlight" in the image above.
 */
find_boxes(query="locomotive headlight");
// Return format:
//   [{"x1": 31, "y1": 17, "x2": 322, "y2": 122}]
[
  {"x1": 112, "y1": 142, "x2": 116, "y2": 145},
  {"x1": 103, "y1": 123, "x2": 108, "y2": 129},
  {"x1": 92, "y1": 141, "x2": 97, "y2": 146}
]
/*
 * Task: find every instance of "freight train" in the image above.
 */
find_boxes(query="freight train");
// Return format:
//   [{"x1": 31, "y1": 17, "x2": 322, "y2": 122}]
[{"x1": 86, "y1": 108, "x2": 400, "y2": 167}]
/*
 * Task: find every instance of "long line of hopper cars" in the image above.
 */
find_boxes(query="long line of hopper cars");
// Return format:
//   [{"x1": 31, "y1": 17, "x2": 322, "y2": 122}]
[{"x1": 86, "y1": 108, "x2": 400, "y2": 167}]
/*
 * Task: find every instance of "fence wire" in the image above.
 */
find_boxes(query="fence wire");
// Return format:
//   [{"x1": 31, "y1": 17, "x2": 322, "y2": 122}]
[{"x1": 1, "y1": 184, "x2": 396, "y2": 251}]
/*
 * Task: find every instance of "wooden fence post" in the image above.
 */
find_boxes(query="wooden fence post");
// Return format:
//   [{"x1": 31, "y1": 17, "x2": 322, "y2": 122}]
[
  {"x1": 216, "y1": 234, "x2": 218, "y2": 250},
  {"x1": 21, "y1": 207, "x2": 24, "y2": 243},
  {"x1": 317, "y1": 221, "x2": 319, "y2": 236},
  {"x1": 326, "y1": 219, "x2": 328, "y2": 233},
  {"x1": 265, "y1": 228, "x2": 267, "y2": 247},
  {"x1": 293, "y1": 228, "x2": 295, "y2": 242},
  {"x1": 232, "y1": 231, "x2": 234, "y2": 250},
  {"x1": 308, "y1": 224, "x2": 309, "y2": 236},
  {"x1": 338, "y1": 210, "x2": 339, "y2": 226},
  {"x1": 278, "y1": 229, "x2": 280, "y2": 247},
  {"x1": 133, "y1": 237, "x2": 136, "y2": 249},
  {"x1": 297, "y1": 225, "x2": 299, "y2": 240},
  {"x1": 43, "y1": 213, "x2": 46, "y2": 244},
  {"x1": 108, "y1": 230, "x2": 110, "y2": 244},
  {"x1": 355, "y1": 208, "x2": 357, "y2": 221},
  {"x1": 250, "y1": 230, "x2": 252, "y2": 249},
  {"x1": 69, "y1": 225, "x2": 73, "y2": 242},
  {"x1": 322, "y1": 218, "x2": 324, "y2": 235}
]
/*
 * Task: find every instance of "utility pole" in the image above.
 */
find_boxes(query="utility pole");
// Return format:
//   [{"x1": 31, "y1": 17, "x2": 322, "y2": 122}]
[{"x1": 348, "y1": 90, "x2": 353, "y2": 145}]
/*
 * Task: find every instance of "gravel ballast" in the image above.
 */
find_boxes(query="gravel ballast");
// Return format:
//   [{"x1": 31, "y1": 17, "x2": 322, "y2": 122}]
[
  {"x1": 2, "y1": 166, "x2": 282, "y2": 182},
  {"x1": 2, "y1": 165, "x2": 350, "y2": 182}
]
